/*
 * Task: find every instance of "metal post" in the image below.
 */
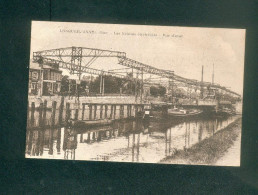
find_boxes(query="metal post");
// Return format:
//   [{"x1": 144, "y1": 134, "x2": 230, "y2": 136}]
[
  {"x1": 102, "y1": 76, "x2": 105, "y2": 96},
  {"x1": 100, "y1": 75, "x2": 102, "y2": 95}
]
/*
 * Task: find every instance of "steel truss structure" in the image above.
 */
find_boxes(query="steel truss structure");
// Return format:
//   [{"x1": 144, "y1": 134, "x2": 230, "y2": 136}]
[{"x1": 33, "y1": 46, "x2": 240, "y2": 97}]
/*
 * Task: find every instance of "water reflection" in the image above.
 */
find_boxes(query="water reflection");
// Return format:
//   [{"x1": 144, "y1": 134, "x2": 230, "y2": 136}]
[{"x1": 26, "y1": 115, "x2": 240, "y2": 162}]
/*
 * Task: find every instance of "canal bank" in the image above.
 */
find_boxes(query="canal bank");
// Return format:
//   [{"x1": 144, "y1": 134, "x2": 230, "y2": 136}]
[{"x1": 160, "y1": 117, "x2": 242, "y2": 166}]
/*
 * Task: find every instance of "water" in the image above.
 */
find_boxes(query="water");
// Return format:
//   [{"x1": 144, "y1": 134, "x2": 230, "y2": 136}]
[{"x1": 25, "y1": 115, "x2": 240, "y2": 163}]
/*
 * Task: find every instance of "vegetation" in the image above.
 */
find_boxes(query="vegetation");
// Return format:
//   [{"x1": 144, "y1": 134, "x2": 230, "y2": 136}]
[
  {"x1": 150, "y1": 86, "x2": 166, "y2": 97},
  {"x1": 160, "y1": 118, "x2": 242, "y2": 165},
  {"x1": 60, "y1": 75, "x2": 140, "y2": 96}
]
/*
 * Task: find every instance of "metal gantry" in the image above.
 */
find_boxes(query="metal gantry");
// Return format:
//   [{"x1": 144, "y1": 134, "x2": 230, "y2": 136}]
[{"x1": 32, "y1": 46, "x2": 241, "y2": 98}]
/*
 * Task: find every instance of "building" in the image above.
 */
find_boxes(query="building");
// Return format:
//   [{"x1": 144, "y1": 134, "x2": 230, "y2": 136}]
[
  {"x1": 28, "y1": 60, "x2": 62, "y2": 96},
  {"x1": 28, "y1": 61, "x2": 41, "y2": 95}
]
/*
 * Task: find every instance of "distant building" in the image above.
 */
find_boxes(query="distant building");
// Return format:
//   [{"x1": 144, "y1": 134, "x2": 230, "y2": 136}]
[{"x1": 28, "y1": 60, "x2": 62, "y2": 96}]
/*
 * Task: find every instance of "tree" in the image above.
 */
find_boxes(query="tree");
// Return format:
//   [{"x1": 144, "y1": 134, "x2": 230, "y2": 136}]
[
  {"x1": 158, "y1": 86, "x2": 166, "y2": 96},
  {"x1": 89, "y1": 75, "x2": 125, "y2": 94},
  {"x1": 150, "y1": 86, "x2": 166, "y2": 97},
  {"x1": 60, "y1": 75, "x2": 69, "y2": 95},
  {"x1": 70, "y1": 80, "x2": 76, "y2": 95}
]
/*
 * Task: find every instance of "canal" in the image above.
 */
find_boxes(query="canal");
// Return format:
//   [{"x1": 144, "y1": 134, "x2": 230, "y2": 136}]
[{"x1": 25, "y1": 114, "x2": 241, "y2": 164}]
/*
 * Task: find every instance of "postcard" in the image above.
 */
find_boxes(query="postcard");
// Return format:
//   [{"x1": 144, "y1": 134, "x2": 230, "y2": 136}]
[{"x1": 26, "y1": 21, "x2": 245, "y2": 166}]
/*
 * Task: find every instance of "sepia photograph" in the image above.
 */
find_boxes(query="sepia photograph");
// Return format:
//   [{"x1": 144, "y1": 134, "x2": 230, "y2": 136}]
[{"x1": 25, "y1": 21, "x2": 245, "y2": 166}]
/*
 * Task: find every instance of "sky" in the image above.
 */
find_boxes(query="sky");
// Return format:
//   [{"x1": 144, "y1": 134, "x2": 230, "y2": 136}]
[{"x1": 30, "y1": 21, "x2": 246, "y2": 95}]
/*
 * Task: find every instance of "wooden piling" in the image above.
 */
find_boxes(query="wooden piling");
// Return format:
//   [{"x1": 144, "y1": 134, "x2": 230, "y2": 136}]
[
  {"x1": 94, "y1": 104, "x2": 97, "y2": 119},
  {"x1": 42, "y1": 100, "x2": 47, "y2": 127},
  {"x1": 56, "y1": 128, "x2": 61, "y2": 153},
  {"x1": 49, "y1": 127, "x2": 54, "y2": 155},
  {"x1": 135, "y1": 105, "x2": 138, "y2": 117},
  {"x1": 89, "y1": 104, "x2": 92, "y2": 120},
  {"x1": 58, "y1": 96, "x2": 64, "y2": 125},
  {"x1": 87, "y1": 133, "x2": 90, "y2": 142},
  {"x1": 75, "y1": 109, "x2": 79, "y2": 120},
  {"x1": 80, "y1": 134, "x2": 83, "y2": 143},
  {"x1": 100, "y1": 105, "x2": 103, "y2": 119},
  {"x1": 105, "y1": 105, "x2": 108, "y2": 119},
  {"x1": 113, "y1": 105, "x2": 116, "y2": 119},
  {"x1": 27, "y1": 102, "x2": 29, "y2": 127},
  {"x1": 120, "y1": 105, "x2": 124, "y2": 118},
  {"x1": 65, "y1": 103, "x2": 70, "y2": 125},
  {"x1": 82, "y1": 104, "x2": 85, "y2": 120},
  {"x1": 127, "y1": 105, "x2": 130, "y2": 118},
  {"x1": 110, "y1": 105, "x2": 113, "y2": 119},
  {"x1": 129, "y1": 105, "x2": 132, "y2": 117},
  {"x1": 30, "y1": 102, "x2": 35, "y2": 127},
  {"x1": 51, "y1": 101, "x2": 57, "y2": 127},
  {"x1": 38, "y1": 102, "x2": 43, "y2": 127}
]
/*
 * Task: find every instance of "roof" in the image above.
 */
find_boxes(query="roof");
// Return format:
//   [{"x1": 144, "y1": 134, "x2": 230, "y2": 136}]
[
  {"x1": 29, "y1": 59, "x2": 62, "y2": 73},
  {"x1": 29, "y1": 60, "x2": 41, "y2": 70}
]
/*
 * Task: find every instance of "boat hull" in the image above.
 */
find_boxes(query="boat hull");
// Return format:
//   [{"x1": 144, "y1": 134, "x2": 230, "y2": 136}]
[{"x1": 168, "y1": 110, "x2": 203, "y2": 117}]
